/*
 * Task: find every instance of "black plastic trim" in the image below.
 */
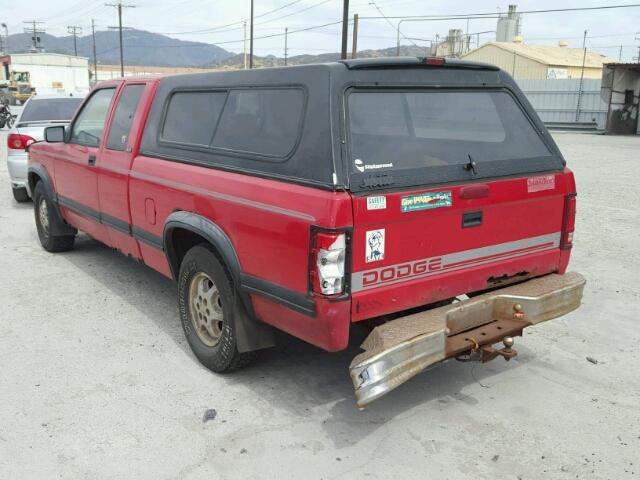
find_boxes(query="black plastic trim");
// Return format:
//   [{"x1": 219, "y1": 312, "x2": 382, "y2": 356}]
[{"x1": 240, "y1": 273, "x2": 316, "y2": 317}]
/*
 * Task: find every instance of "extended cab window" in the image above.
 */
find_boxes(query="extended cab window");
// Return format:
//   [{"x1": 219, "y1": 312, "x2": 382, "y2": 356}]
[
  {"x1": 211, "y1": 89, "x2": 304, "y2": 157},
  {"x1": 348, "y1": 89, "x2": 562, "y2": 190},
  {"x1": 162, "y1": 91, "x2": 227, "y2": 145},
  {"x1": 107, "y1": 84, "x2": 145, "y2": 151},
  {"x1": 69, "y1": 88, "x2": 116, "y2": 147}
]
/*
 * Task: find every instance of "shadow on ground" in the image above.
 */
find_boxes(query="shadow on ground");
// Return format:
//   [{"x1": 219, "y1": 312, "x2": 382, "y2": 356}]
[{"x1": 59, "y1": 234, "x2": 532, "y2": 447}]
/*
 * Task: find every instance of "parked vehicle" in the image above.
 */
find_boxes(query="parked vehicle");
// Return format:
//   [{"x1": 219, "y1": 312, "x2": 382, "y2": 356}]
[
  {"x1": 26, "y1": 58, "x2": 585, "y2": 407},
  {"x1": 0, "y1": 99, "x2": 16, "y2": 129},
  {"x1": 7, "y1": 94, "x2": 83, "y2": 202}
]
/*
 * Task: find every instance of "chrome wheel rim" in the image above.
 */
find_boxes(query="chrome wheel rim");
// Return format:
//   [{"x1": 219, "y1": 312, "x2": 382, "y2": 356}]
[
  {"x1": 38, "y1": 197, "x2": 50, "y2": 239},
  {"x1": 188, "y1": 272, "x2": 224, "y2": 347}
]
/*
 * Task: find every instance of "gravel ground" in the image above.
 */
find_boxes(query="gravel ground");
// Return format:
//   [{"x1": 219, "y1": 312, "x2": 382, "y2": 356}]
[{"x1": 0, "y1": 131, "x2": 639, "y2": 480}]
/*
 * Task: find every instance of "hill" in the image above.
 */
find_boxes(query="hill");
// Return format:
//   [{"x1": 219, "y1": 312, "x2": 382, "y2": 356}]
[{"x1": 6, "y1": 29, "x2": 234, "y2": 67}]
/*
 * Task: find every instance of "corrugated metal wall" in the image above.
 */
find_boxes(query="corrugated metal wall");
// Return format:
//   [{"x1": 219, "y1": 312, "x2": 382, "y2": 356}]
[{"x1": 516, "y1": 78, "x2": 608, "y2": 128}]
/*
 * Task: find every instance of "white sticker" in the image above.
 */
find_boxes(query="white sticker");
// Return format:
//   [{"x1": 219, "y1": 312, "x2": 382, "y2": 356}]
[
  {"x1": 365, "y1": 229, "x2": 385, "y2": 263},
  {"x1": 354, "y1": 159, "x2": 394, "y2": 172},
  {"x1": 367, "y1": 196, "x2": 387, "y2": 210}
]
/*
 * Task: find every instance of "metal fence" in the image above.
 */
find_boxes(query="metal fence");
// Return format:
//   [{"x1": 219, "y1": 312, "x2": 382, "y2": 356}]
[{"x1": 516, "y1": 78, "x2": 608, "y2": 129}]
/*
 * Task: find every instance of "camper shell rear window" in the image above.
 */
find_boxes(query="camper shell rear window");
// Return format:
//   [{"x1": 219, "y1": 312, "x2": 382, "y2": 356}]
[{"x1": 346, "y1": 87, "x2": 564, "y2": 191}]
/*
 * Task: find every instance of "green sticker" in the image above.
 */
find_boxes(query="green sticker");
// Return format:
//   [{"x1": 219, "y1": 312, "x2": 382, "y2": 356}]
[{"x1": 401, "y1": 191, "x2": 452, "y2": 212}]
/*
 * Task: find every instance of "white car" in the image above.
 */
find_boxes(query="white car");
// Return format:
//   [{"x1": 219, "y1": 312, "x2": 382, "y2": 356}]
[{"x1": 7, "y1": 94, "x2": 84, "y2": 202}]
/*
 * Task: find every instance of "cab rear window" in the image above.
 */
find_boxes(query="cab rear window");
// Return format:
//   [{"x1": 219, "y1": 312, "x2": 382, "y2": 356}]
[{"x1": 347, "y1": 89, "x2": 561, "y2": 190}]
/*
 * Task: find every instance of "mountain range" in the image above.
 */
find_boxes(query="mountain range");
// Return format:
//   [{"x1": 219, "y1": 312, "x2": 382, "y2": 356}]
[{"x1": 5, "y1": 29, "x2": 428, "y2": 68}]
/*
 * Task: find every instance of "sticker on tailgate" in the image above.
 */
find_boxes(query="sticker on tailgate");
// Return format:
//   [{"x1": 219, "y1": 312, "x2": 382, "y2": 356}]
[
  {"x1": 527, "y1": 175, "x2": 555, "y2": 193},
  {"x1": 365, "y1": 229, "x2": 385, "y2": 263},
  {"x1": 366, "y1": 196, "x2": 387, "y2": 210},
  {"x1": 401, "y1": 191, "x2": 452, "y2": 212}
]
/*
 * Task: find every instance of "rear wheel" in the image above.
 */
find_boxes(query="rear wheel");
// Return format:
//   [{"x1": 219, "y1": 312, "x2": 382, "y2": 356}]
[
  {"x1": 33, "y1": 182, "x2": 75, "y2": 252},
  {"x1": 12, "y1": 187, "x2": 30, "y2": 203},
  {"x1": 178, "y1": 244, "x2": 256, "y2": 372}
]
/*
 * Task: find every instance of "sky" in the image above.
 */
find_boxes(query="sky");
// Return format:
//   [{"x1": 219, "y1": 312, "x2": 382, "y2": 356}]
[{"x1": 3, "y1": 0, "x2": 640, "y2": 61}]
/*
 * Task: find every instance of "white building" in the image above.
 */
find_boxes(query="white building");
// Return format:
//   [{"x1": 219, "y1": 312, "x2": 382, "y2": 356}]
[{"x1": 0, "y1": 52, "x2": 90, "y2": 96}]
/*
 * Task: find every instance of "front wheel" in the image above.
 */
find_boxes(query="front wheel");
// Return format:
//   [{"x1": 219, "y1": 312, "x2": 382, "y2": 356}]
[{"x1": 178, "y1": 244, "x2": 256, "y2": 372}]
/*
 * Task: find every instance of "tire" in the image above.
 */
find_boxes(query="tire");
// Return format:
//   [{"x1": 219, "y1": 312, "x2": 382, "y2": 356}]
[
  {"x1": 7, "y1": 115, "x2": 15, "y2": 129},
  {"x1": 12, "y1": 187, "x2": 30, "y2": 203},
  {"x1": 178, "y1": 244, "x2": 256, "y2": 372},
  {"x1": 0, "y1": 118, "x2": 5, "y2": 129},
  {"x1": 33, "y1": 182, "x2": 75, "y2": 252}
]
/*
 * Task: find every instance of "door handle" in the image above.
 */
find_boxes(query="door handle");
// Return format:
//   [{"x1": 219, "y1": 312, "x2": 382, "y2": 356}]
[{"x1": 88, "y1": 155, "x2": 96, "y2": 166}]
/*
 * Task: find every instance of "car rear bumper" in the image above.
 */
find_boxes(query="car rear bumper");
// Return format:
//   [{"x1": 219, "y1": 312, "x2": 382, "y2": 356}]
[
  {"x1": 6, "y1": 152, "x2": 28, "y2": 189},
  {"x1": 349, "y1": 271, "x2": 586, "y2": 408}
]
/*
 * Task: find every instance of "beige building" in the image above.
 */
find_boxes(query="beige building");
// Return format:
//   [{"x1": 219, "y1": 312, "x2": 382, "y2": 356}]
[{"x1": 462, "y1": 41, "x2": 616, "y2": 80}]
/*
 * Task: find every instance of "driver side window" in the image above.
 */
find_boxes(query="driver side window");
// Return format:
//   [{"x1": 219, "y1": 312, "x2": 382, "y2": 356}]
[{"x1": 69, "y1": 88, "x2": 116, "y2": 147}]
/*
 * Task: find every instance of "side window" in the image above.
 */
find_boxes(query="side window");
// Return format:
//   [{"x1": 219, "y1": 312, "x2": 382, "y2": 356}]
[
  {"x1": 162, "y1": 91, "x2": 227, "y2": 145},
  {"x1": 212, "y1": 89, "x2": 304, "y2": 157},
  {"x1": 106, "y1": 84, "x2": 145, "y2": 151},
  {"x1": 70, "y1": 88, "x2": 116, "y2": 147}
]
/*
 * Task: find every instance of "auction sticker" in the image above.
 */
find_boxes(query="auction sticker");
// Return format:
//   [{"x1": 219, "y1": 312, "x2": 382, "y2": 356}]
[
  {"x1": 401, "y1": 191, "x2": 452, "y2": 213},
  {"x1": 527, "y1": 175, "x2": 555, "y2": 193},
  {"x1": 367, "y1": 195, "x2": 387, "y2": 210}
]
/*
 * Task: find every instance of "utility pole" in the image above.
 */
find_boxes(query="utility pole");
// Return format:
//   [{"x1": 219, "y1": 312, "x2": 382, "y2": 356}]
[
  {"x1": 243, "y1": 21, "x2": 247, "y2": 69},
  {"x1": 351, "y1": 13, "x2": 359, "y2": 59},
  {"x1": 340, "y1": 0, "x2": 349, "y2": 59},
  {"x1": 575, "y1": 29, "x2": 588, "y2": 122},
  {"x1": 91, "y1": 20, "x2": 98, "y2": 83},
  {"x1": 67, "y1": 25, "x2": 82, "y2": 56},
  {"x1": 105, "y1": 1, "x2": 135, "y2": 77},
  {"x1": 23, "y1": 21, "x2": 45, "y2": 52},
  {"x1": 618, "y1": 44, "x2": 623, "y2": 62},
  {"x1": 1, "y1": 23, "x2": 8, "y2": 55},
  {"x1": 284, "y1": 27, "x2": 288, "y2": 66},
  {"x1": 249, "y1": 0, "x2": 254, "y2": 69}
]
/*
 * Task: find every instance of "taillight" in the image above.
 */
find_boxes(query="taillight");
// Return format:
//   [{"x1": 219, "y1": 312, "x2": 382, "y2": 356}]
[
  {"x1": 7, "y1": 134, "x2": 36, "y2": 150},
  {"x1": 422, "y1": 56, "x2": 445, "y2": 65},
  {"x1": 561, "y1": 193, "x2": 577, "y2": 250},
  {"x1": 309, "y1": 228, "x2": 349, "y2": 296}
]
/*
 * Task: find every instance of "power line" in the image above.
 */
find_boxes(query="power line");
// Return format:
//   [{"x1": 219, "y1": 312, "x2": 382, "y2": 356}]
[
  {"x1": 157, "y1": 0, "x2": 330, "y2": 36},
  {"x1": 358, "y1": 3, "x2": 640, "y2": 20}
]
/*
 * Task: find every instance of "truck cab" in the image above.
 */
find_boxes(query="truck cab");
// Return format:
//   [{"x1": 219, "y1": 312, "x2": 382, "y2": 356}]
[{"x1": 26, "y1": 58, "x2": 585, "y2": 407}]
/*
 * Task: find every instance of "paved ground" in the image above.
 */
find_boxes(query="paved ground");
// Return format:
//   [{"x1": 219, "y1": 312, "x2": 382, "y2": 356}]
[{"x1": 0, "y1": 131, "x2": 638, "y2": 480}]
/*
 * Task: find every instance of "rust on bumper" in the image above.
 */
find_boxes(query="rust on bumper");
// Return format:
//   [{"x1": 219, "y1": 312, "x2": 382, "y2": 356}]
[{"x1": 349, "y1": 272, "x2": 586, "y2": 408}]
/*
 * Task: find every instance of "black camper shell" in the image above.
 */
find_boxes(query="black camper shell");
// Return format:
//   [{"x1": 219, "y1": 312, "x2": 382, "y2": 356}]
[{"x1": 140, "y1": 58, "x2": 565, "y2": 192}]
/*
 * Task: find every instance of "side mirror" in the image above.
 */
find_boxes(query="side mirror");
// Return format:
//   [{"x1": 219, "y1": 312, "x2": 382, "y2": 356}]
[{"x1": 44, "y1": 125, "x2": 66, "y2": 143}]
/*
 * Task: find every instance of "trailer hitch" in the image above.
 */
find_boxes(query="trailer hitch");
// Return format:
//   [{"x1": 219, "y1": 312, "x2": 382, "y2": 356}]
[{"x1": 455, "y1": 337, "x2": 517, "y2": 363}]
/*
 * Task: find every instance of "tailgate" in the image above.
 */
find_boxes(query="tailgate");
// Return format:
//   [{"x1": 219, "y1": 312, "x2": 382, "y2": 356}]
[
  {"x1": 350, "y1": 173, "x2": 571, "y2": 320},
  {"x1": 345, "y1": 87, "x2": 572, "y2": 321}
]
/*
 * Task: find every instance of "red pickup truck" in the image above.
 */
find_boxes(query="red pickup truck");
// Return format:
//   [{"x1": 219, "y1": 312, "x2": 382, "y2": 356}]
[{"x1": 27, "y1": 58, "x2": 585, "y2": 407}]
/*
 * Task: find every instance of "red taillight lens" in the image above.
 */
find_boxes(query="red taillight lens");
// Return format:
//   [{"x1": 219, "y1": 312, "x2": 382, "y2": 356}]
[
  {"x1": 422, "y1": 56, "x2": 445, "y2": 65},
  {"x1": 7, "y1": 134, "x2": 36, "y2": 150},
  {"x1": 309, "y1": 228, "x2": 348, "y2": 296},
  {"x1": 561, "y1": 193, "x2": 577, "y2": 250}
]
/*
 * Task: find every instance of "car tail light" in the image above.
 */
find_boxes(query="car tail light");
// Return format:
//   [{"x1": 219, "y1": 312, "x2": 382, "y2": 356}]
[
  {"x1": 422, "y1": 56, "x2": 445, "y2": 65},
  {"x1": 561, "y1": 193, "x2": 577, "y2": 250},
  {"x1": 310, "y1": 228, "x2": 349, "y2": 296},
  {"x1": 7, "y1": 133, "x2": 36, "y2": 150}
]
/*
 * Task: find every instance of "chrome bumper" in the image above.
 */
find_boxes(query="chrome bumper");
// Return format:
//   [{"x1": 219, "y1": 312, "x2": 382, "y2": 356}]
[{"x1": 349, "y1": 272, "x2": 586, "y2": 408}]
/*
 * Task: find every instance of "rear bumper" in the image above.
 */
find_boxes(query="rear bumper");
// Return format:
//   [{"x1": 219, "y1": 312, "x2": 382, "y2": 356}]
[
  {"x1": 7, "y1": 152, "x2": 28, "y2": 189},
  {"x1": 349, "y1": 272, "x2": 586, "y2": 407}
]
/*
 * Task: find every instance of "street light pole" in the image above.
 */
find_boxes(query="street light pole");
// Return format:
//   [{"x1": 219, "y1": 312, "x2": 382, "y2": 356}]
[
  {"x1": 576, "y1": 30, "x2": 588, "y2": 122},
  {"x1": 284, "y1": 27, "x2": 288, "y2": 66},
  {"x1": 249, "y1": 0, "x2": 254, "y2": 69},
  {"x1": 92, "y1": 20, "x2": 98, "y2": 83},
  {"x1": 340, "y1": 0, "x2": 349, "y2": 60},
  {"x1": 243, "y1": 21, "x2": 247, "y2": 69}
]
